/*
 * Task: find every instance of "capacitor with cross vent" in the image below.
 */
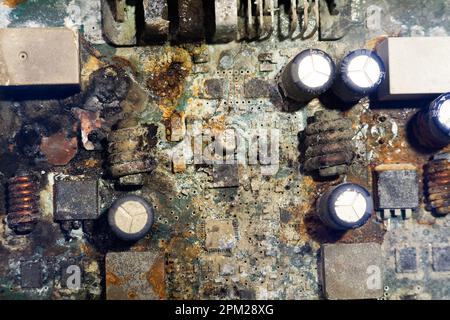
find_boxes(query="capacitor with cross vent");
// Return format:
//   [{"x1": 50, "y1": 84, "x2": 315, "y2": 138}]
[
  {"x1": 317, "y1": 183, "x2": 373, "y2": 230},
  {"x1": 108, "y1": 195, "x2": 154, "y2": 241},
  {"x1": 279, "y1": 48, "x2": 336, "y2": 102},
  {"x1": 414, "y1": 93, "x2": 450, "y2": 150},
  {"x1": 332, "y1": 49, "x2": 386, "y2": 103}
]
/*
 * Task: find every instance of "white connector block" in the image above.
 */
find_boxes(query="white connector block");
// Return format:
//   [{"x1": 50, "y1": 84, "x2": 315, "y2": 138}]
[{"x1": 376, "y1": 37, "x2": 450, "y2": 100}]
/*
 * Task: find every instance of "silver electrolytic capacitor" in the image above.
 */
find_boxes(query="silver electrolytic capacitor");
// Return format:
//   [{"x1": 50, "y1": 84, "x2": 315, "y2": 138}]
[
  {"x1": 415, "y1": 93, "x2": 450, "y2": 149},
  {"x1": 332, "y1": 49, "x2": 385, "y2": 103},
  {"x1": 279, "y1": 49, "x2": 336, "y2": 102},
  {"x1": 108, "y1": 195, "x2": 155, "y2": 241},
  {"x1": 317, "y1": 183, "x2": 373, "y2": 230}
]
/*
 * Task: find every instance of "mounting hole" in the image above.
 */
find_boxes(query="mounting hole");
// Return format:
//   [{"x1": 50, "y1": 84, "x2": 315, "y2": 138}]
[{"x1": 18, "y1": 51, "x2": 28, "y2": 61}]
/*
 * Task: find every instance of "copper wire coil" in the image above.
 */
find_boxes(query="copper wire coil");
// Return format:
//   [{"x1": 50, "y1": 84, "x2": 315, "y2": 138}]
[
  {"x1": 426, "y1": 158, "x2": 450, "y2": 215},
  {"x1": 7, "y1": 175, "x2": 39, "y2": 234}
]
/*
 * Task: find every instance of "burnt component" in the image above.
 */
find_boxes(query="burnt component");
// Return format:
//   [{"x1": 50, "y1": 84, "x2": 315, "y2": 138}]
[
  {"x1": 84, "y1": 66, "x2": 131, "y2": 113},
  {"x1": 16, "y1": 113, "x2": 78, "y2": 166},
  {"x1": 141, "y1": 0, "x2": 169, "y2": 43},
  {"x1": 279, "y1": 49, "x2": 336, "y2": 103},
  {"x1": 332, "y1": 49, "x2": 386, "y2": 103},
  {"x1": 317, "y1": 183, "x2": 373, "y2": 230},
  {"x1": 54, "y1": 179, "x2": 99, "y2": 221},
  {"x1": 16, "y1": 123, "x2": 44, "y2": 159},
  {"x1": 374, "y1": 164, "x2": 419, "y2": 220},
  {"x1": 20, "y1": 261, "x2": 43, "y2": 289},
  {"x1": 108, "y1": 125, "x2": 155, "y2": 184},
  {"x1": 108, "y1": 195, "x2": 154, "y2": 241},
  {"x1": 7, "y1": 174, "x2": 39, "y2": 234},
  {"x1": 414, "y1": 93, "x2": 450, "y2": 150},
  {"x1": 243, "y1": 78, "x2": 271, "y2": 98},
  {"x1": 176, "y1": 0, "x2": 205, "y2": 41},
  {"x1": 425, "y1": 153, "x2": 450, "y2": 215},
  {"x1": 303, "y1": 110, "x2": 354, "y2": 177}
]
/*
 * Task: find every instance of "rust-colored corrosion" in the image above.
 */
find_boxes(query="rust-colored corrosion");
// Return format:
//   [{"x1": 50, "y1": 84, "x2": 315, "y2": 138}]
[
  {"x1": 106, "y1": 272, "x2": 123, "y2": 286},
  {"x1": 3, "y1": 0, "x2": 26, "y2": 8},
  {"x1": 146, "y1": 255, "x2": 166, "y2": 300},
  {"x1": 426, "y1": 156, "x2": 450, "y2": 215},
  {"x1": 145, "y1": 48, "x2": 192, "y2": 118}
]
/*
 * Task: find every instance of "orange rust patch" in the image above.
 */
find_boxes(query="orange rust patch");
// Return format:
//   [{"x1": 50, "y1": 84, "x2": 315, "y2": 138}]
[
  {"x1": 127, "y1": 291, "x2": 138, "y2": 299},
  {"x1": 84, "y1": 158, "x2": 100, "y2": 168},
  {"x1": 3, "y1": 0, "x2": 26, "y2": 8},
  {"x1": 145, "y1": 48, "x2": 192, "y2": 118},
  {"x1": 106, "y1": 272, "x2": 122, "y2": 286},
  {"x1": 146, "y1": 256, "x2": 166, "y2": 300}
]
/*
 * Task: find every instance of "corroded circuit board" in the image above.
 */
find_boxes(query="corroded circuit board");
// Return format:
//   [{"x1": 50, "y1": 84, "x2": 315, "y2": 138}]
[{"x1": 0, "y1": 0, "x2": 449, "y2": 300}]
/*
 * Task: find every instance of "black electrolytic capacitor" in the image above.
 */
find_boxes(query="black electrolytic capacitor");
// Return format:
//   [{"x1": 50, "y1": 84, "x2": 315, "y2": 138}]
[
  {"x1": 415, "y1": 93, "x2": 450, "y2": 149},
  {"x1": 108, "y1": 195, "x2": 155, "y2": 241},
  {"x1": 332, "y1": 49, "x2": 385, "y2": 103},
  {"x1": 317, "y1": 183, "x2": 373, "y2": 230},
  {"x1": 279, "y1": 49, "x2": 336, "y2": 102}
]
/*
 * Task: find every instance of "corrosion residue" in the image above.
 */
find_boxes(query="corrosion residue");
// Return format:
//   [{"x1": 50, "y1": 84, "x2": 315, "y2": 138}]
[
  {"x1": 146, "y1": 256, "x2": 166, "y2": 300},
  {"x1": 145, "y1": 48, "x2": 192, "y2": 118},
  {"x1": 3, "y1": 0, "x2": 26, "y2": 8},
  {"x1": 106, "y1": 272, "x2": 122, "y2": 286}
]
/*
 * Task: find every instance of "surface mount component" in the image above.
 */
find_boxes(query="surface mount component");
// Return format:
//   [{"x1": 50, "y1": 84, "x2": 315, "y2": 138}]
[
  {"x1": 317, "y1": 183, "x2": 373, "y2": 230},
  {"x1": 332, "y1": 49, "x2": 385, "y2": 103},
  {"x1": 106, "y1": 251, "x2": 165, "y2": 300},
  {"x1": 279, "y1": 49, "x2": 336, "y2": 103},
  {"x1": 321, "y1": 243, "x2": 383, "y2": 300},
  {"x1": 376, "y1": 37, "x2": 450, "y2": 100},
  {"x1": 374, "y1": 164, "x2": 419, "y2": 220},
  {"x1": 108, "y1": 195, "x2": 155, "y2": 241},
  {"x1": 0, "y1": 28, "x2": 80, "y2": 87},
  {"x1": 54, "y1": 179, "x2": 99, "y2": 221},
  {"x1": 414, "y1": 93, "x2": 450, "y2": 150}
]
